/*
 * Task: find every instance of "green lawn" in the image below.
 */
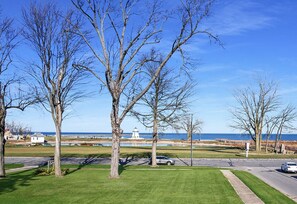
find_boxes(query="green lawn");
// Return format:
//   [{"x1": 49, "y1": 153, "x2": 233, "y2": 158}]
[
  {"x1": 232, "y1": 170, "x2": 295, "y2": 204},
  {"x1": 5, "y1": 145, "x2": 297, "y2": 158},
  {"x1": 0, "y1": 167, "x2": 243, "y2": 204},
  {"x1": 4, "y1": 163, "x2": 24, "y2": 170}
]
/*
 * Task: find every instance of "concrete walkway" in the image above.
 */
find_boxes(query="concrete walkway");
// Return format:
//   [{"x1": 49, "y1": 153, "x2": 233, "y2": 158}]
[
  {"x1": 0, "y1": 166, "x2": 38, "y2": 179},
  {"x1": 221, "y1": 170, "x2": 264, "y2": 204},
  {"x1": 6, "y1": 166, "x2": 39, "y2": 173}
]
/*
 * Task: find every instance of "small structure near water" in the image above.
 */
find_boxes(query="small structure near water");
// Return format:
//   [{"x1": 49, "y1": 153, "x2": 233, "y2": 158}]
[
  {"x1": 31, "y1": 133, "x2": 45, "y2": 144},
  {"x1": 131, "y1": 127, "x2": 140, "y2": 139}
]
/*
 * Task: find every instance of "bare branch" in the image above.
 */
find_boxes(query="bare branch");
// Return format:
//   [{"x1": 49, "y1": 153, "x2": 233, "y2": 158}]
[
  {"x1": 22, "y1": 2, "x2": 90, "y2": 177},
  {"x1": 230, "y1": 79, "x2": 280, "y2": 151},
  {"x1": 73, "y1": 0, "x2": 217, "y2": 178}
]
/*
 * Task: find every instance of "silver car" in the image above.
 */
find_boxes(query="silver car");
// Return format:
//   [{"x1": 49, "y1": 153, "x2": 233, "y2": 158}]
[
  {"x1": 150, "y1": 156, "x2": 175, "y2": 165},
  {"x1": 281, "y1": 162, "x2": 297, "y2": 173}
]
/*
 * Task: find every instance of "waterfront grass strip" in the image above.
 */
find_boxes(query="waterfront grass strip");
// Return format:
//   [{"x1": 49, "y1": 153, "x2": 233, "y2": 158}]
[{"x1": 6, "y1": 145, "x2": 297, "y2": 158}]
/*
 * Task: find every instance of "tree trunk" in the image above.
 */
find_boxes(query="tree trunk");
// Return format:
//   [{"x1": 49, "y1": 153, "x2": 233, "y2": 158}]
[
  {"x1": 255, "y1": 132, "x2": 260, "y2": 152},
  {"x1": 265, "y1": 135, "x2": 269, "y2": 153},
  {"x1": 259, "y1": 131, "x2": 262, "y2": 152},
  {"x1": 274, "y1": 134, "x2": 278, "y2": 152},
  {"x1": 0, "y1": 113, "x2": 5, "y2": 177},
  {"x1": 110, "y1": 100, "x2": 121, "y2": 179},
  {"x1": 274, "y1": 126, "x2": 283, "y2": 152},
  {"x1": 187, "y1": 131, "x2": 191, "y2": 140},
  {"x1": 110, "y1": 122, "x2": 120, "y2": 178},
  {"x1": 255, "y1": 129, "x2": 262, "y2": 152},
  {"x1": 151, "y1": 118, "x2": 158, "y2": 167},
  {"x1": 54, "y1": 106, "x2": 62, "y2": 177},
  {"x1": 0, "y1": 117, "x2": 5, "y2": 177},
  {"x1": 54, "y1": 123, "x2": 62, "y2": 177}
]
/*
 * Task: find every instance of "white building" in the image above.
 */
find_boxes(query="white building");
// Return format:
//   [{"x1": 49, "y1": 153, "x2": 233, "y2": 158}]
[
  {"x1": 4, "y1": 130, "x2": 19, "y2": 140},
  {"x1": 31, "y1": 133, "x2": 45, "y2": 144},
  {"x1": 131, "y1": 127, "x2": 140, "y2": 139},
  {"x1": 4, "y1": 129, "x2": 12, "y2": 140}
]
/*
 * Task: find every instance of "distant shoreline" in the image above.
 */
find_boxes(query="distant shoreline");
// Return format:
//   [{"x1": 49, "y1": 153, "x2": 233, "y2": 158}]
[{"x1": 37, "y1": 132, "x2": 297, "y2": 141}]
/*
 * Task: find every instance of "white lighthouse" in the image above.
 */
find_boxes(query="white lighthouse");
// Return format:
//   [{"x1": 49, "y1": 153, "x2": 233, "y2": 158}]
[{"x1": 131, "y1": 127, "x2": 140, "y2": 139}]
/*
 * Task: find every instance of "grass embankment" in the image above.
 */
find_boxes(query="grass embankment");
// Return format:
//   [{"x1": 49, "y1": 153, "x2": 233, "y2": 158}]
[
  {"x1": 5, "y1": 145, "x2": 297, "y2": 158},
  {"x1": 0, "y1": 167, "x2": 243, "y2": 204},
  {"x1": 232, "y1": 170, "x2": 295, "y2": 204}
]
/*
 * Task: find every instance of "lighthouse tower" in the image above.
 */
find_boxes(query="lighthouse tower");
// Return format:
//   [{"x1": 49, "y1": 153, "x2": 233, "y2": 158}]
[{"x1": 131, "y1": 127, "x2": 140, "y2": 139}]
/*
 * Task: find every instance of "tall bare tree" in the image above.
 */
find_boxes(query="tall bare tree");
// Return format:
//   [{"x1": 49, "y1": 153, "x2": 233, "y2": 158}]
[
  {"x1": 0, "y1": 16, "x2": 34, "y2": 177},
  {"x1": 179, "y1": 114, "x2": 203, "y2": 141},
  {"x1": 23, "y1": 3, "x2": 88, "y2": 177},
  {"x1": 264, "y1": 116, "x2": 278, "y2": 153},
  {"x1": 72, "y1": 0, "x2": 219, "y2": 178},
  {"x1": 273, "y1": 105, "x2": 296, "y2": 152},
  {"x1": 231, "y1": 80, "x2": 279, "y2": 152},
  {"x1": 131, "y1": 62, "x2": 193, "y2": 167}
]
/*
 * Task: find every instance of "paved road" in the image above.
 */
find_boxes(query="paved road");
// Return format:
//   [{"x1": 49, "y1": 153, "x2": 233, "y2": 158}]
[
  {"x1": 5, "y1": 156, "x2": 297, "y2": 167},
  {"x1": 5, "y1": 157, "x2": 297, "y2": 201}
]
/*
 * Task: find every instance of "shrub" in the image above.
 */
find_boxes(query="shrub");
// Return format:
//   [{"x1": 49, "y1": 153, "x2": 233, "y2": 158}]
[{"x1": 35, "y1": 167, "x2": 69, "y2": 176}]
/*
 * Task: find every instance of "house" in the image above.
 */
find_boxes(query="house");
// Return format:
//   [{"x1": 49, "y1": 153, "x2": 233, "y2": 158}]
[
  {"x1": 4, "y1": 129, "x2": 19, "y2": 140},
  {"x1": 4, "y1": 129, "x2": 12, "y2": 140},
  {"x1": 31, "y1": 133, "x2": 45, "y2": 144}
]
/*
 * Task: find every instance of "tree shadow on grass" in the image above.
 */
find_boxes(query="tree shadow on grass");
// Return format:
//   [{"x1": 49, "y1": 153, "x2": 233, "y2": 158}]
[
  {"x1": 62, "y1": 153, "x2": 110, "y2": 158},
  {"x1": 0, "y1": 169, "x2": 37, "y2": 195},
  {"x1": 120, "y1": 153, "x2": 151, "y2": 165},
  {"x1": 207, "y1": 147, "x2": 242, "y2": 154},
  {"x1": 175, "y1": 155, "x2": 189, "y2": 166},
  {"x1": 67, "y1": 154, "x2": 111, "y2": 175},
  {"x1": 119, "y1": 165, "x2": 126, "y2": 175}
]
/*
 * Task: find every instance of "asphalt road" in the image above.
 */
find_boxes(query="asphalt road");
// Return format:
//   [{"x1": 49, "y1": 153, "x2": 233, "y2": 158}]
[
  {"x1": 6, "y1": 156, "x2": 297, "y2": 167},
  {"x1": 5, "y1": 157, "x2": 297, "y2": 201}
]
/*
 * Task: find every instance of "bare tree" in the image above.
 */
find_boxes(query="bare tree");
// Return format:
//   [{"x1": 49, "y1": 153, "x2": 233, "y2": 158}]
[
  {"x1": 0, "y1": 16, "x2": 35, "y2": 177},
  {"x1": 178, "y1": 113, "x2": 202, "y2": 166},
  {"x1": 264, "y1": 106, "x2": 296, "y2": 153},
  {"x1": 130, "y1": 62, "x2": 193, "y2": 167},
  {"x1": 179, "y1": 114, "x2": 203, "y2": 140},
  {"x1": 22, "y1": 3, "x2": 89, "y2": 177},
  {"x1": 273, "y1": 105, "x2": 296, "y2": 152},
  {"x1": 72, "y1": 0, "x2": 219, "y2": 178},
  {"x1": 5, "y1": 121, "x2": 31, "y2": 138},
  {"x1": 264, "y1": 116, "x2": 278, "y2": 153},
  {"x1": 231, "y1": 80, "x2": 279, "y2": 152}
]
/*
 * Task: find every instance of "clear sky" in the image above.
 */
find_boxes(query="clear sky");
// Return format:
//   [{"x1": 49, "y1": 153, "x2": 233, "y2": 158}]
[{"x1": 2, "y1": 0, "x2": 297, "y2": 134}]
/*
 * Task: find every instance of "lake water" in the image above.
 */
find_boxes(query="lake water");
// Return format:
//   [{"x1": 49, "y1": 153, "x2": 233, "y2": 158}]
[{"x1": 42, "y1": 132, "x2": 297, "y2": 141}]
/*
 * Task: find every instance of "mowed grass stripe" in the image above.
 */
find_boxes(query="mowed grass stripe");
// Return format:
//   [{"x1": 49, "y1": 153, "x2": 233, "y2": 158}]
[
  {"x1": 0, "y1": 168, "x2": 242, "y2": 204},
  {"x1": 6, "y1": 145, "x2": 297, "y2": 158},
  {"x1": 232, "y1": 170, "x2": 295, "y2": 204}
]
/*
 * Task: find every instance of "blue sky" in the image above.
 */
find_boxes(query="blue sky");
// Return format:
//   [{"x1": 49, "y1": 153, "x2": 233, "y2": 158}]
[{"x1": 3, "y1": 0, "x2": 297, "y2": 133}]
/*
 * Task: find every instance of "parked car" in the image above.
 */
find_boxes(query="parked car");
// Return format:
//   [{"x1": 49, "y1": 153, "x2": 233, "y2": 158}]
[
  {"x1": 149, "y1": 156, "x2": 175, "y2": 165},
  {"x1": 281, "y1": 162, "x2": 297, "y2": 173},
  {"x1": 93, "y1": 143, "x2": 103, "y2": 147}
]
